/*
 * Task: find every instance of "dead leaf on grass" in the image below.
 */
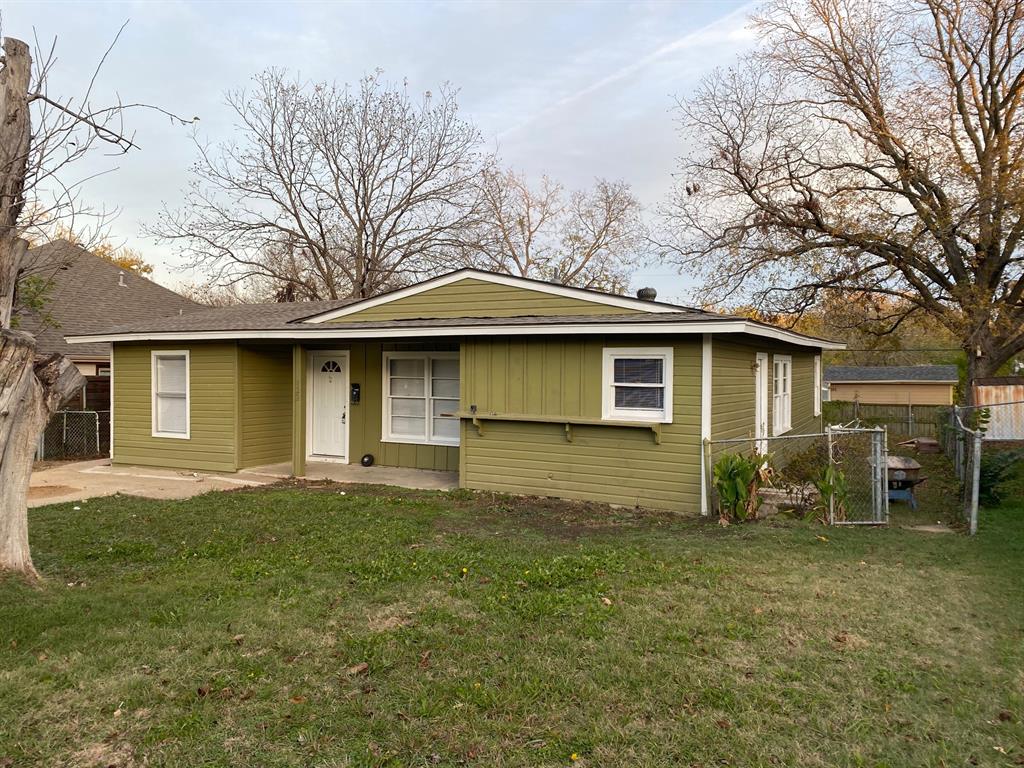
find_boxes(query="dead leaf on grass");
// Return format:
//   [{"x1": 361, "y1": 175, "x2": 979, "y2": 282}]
[{"x1": 346, "y1": 662, "x2": 369, "y2": 676}]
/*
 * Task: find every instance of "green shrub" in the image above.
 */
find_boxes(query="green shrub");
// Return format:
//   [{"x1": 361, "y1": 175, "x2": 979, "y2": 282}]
[
  {"x1": 979, "y1": 449, "x2": 1024, "y2": 507},
  {"x1": 813, "y1": 464, "x2": 849, "y2": 521},
  {"x1": 713, "y1": 453, "x2": 767, "y2": 522}
]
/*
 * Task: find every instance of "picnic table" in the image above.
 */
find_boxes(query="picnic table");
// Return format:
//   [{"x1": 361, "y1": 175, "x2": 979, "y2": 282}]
[{"x1": 887, "y1": 456, "x2": 924, "y2": 510}]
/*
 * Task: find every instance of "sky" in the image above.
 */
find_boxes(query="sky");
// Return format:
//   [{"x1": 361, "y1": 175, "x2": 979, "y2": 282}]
[{"x1": 5, "y1": 0, "x2": 757, "y2": 304}]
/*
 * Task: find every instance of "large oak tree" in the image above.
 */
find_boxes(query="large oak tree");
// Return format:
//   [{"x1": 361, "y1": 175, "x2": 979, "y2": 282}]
[{"x1": 662, "y1": 0, "x2": 1024, "y2": 390}]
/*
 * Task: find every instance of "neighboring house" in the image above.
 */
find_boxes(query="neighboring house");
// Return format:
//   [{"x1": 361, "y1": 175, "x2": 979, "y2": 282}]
[
  {"x1": 68, "y1": 269, "x2": 842, "y2": 514},
  {"x1": 17, "y1": 239, "x2": 199, "y2": 409},
  {"x1": 824, "y1": 365, "x2": 958, "y2": 406}
]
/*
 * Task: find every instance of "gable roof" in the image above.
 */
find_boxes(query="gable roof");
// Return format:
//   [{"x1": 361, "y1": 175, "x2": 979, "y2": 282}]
[
  {"x1": 825, "y1": 365, "x2": 959, "y2": 383},
  {"x1": 64, "y1": 266, "x2": 844, "y2": 350},
  {"x1": 301, "y1": 269, "x2": 691, "y2": 323},
  {"x1": 16, "y1": 240, "x2": 201, "y2": 360}
]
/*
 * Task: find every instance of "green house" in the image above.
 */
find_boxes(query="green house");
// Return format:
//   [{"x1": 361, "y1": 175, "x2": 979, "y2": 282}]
[{"x1": 68, "y1": 269, "x2": 842, "y2": 514}]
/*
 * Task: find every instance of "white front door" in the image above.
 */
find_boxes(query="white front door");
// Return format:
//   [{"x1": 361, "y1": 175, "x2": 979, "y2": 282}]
[
  {"x1": 754, "y1": 352, "x2": 769, "y2": 454},
  {"x1": 311, "y1": 352, "x2": 348, "y2": 458}
]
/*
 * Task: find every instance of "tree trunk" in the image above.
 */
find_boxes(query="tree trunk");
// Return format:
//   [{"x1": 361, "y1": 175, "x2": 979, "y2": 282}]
[
  {"x1": 964, "y1": 348, "x2": 1002, "y2": 406},
  {"x1": 0, "y1": 331, "x2": 83, "y2": 577}
]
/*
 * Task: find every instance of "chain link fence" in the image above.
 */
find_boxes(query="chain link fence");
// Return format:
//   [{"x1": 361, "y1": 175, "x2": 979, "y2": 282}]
[
  {"x1": 705, "y1": 425, "x2": 888, "y2": 526},
  {"x1": 938, "y1": 401, "x2": 1024, "y2": 535},
  {"x1": 36, "y1": 410, "x2": 110, "y2": 461}
]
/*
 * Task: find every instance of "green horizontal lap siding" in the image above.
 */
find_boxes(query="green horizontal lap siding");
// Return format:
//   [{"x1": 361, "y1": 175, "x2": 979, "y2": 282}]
[
  {"x1": 711, "y1": 339, "x2": 757, "y2": 456},
  {"x1": 239, "y1": 344, "x2": 293, "y2": 467},
  {"x1": 329, "y1": 278, "x2": 644, "y2": 322},
  {"x1": 303, "y1": 342, "x2": 458, "y2": 472},
  {"x1": 112, "y1": 342, "x2": 237, "y2": 472},
  {"x1": 460, "y1": 337, "x2": 703, "y2": 513},
  {"x1": 787, "y1": 351, "x2": 820, "y2": 435}
]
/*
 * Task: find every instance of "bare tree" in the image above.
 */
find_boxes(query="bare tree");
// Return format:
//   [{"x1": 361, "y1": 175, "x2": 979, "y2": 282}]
[
  {"x1": 661, "y1": 0, "x2": 1024, "y2": 390},
  {"x1": 0, "y1": 33, "x2": 191, "y2": 578},
  {"x1": 153, "y1": 70, "x2": 492, "y2": 300},
  {"x1": 473, "y1": 168, "x2": 645, "y2": 293}
]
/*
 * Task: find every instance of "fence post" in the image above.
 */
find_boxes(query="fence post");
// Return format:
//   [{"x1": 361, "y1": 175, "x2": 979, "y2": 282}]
[
  {"x1": 907, "y1": 403, "x2": 914, "y2": 434},
  {"x1": 881, "y1": 426, "x2": 890, "y2": 525},
  {"x1": 969, "y1": 429, "x2": 981, "y2": 535},
  {"x1": 826, "y1": 425, "x2": 835, "y2": 525},
  {"x1": 94, "y1": 411, "x2": 100, "y2": 454}
]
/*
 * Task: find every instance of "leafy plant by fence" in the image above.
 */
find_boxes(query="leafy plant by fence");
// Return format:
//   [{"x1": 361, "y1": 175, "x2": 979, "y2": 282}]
[
  {"x1": 706, "y1": 426, "x2": 888, "y2": 526},
  {"x1": 823, "y1": 400, "x2": 943, "y2": 437}
]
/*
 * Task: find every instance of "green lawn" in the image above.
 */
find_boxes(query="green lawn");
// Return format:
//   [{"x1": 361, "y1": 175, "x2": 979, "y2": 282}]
[{"x1": 1, "y1": 485, "x2": 1022, "y2": 767}]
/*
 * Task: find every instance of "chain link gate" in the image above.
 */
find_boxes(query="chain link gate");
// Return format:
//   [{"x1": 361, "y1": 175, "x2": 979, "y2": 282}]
[
  {"x1": 705, "y1": 424, "x2": 889, "y2": 526},
  {"x1": 36, "y1": 410, "x2": 110, "y2": 461},
  {"x1": 825, "y1": 425, "x2": 889, "y2": 526}
]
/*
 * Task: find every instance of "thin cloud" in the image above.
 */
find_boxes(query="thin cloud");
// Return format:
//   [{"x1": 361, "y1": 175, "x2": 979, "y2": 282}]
[{"x1": 496, "y1": 2, "x2": 758, "y2": 141}]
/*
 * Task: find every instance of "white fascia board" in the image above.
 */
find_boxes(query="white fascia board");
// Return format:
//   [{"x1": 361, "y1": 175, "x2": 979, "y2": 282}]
[
  {"x1": 67, "y1": 320, "x2": 844, "y2": 349},
  {"x1": 300, "y1": 269, "x2": 682, "y2": 322}
]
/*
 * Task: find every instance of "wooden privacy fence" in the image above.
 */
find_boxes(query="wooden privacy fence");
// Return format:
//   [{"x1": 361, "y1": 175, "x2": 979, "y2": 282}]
[{"x1": 822, "y1": 401, "x2": 943, "y2": 437}]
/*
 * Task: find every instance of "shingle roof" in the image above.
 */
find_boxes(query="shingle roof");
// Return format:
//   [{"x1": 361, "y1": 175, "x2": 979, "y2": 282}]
[
  {"x1": 15, "y1": 240, "x2": 201, "y2": 359},
  {"x1": 95, "y1": 306, "x2": 720, "y2": 334},
  {"x1": 91, "y1": 296, "x2": 362, "y2": 334},
  {"x1": 825, "y1": 365, "x2": 959, "y2": 383},
  {"x1": 63, "y1": 266, "x2": 842, "y2": 349}
]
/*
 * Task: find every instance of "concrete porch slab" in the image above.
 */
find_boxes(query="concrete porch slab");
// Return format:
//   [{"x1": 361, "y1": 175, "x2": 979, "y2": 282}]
[
  {"x1": 29, "y1": 459, "x2": 270, "y2": 508},
  {"x1": 242, "y1": 461, "x2": 459, "y2": 491}
]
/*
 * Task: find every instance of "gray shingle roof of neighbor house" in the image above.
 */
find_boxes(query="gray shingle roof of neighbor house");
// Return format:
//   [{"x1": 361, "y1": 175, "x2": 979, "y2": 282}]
[
  {"x1": 15, "y1": 240, "x2": 201, "y2": 359},
  {"x1": 825, "y1": 365, "x2": 960, "y2": 383}
]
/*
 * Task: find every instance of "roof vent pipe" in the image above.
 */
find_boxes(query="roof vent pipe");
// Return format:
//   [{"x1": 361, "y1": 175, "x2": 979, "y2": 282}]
[
  {"x1": 118, "y1": 271, "x2": 127, "y2": 287},
  {"x1": 636, "y1": 287, "x2": 657, "y2": 301}
]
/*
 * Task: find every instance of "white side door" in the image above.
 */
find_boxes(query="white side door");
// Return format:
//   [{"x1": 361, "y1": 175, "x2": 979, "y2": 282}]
[
  {"x1": 311, "y1": 353, "x2": 348, "y2": 458},
  {"x1": 754, "y1": 352, "x2": 769, "y2": 454}
]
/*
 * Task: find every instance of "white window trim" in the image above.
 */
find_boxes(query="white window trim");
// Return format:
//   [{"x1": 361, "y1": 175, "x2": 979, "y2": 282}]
[
  {"x1": 381, "y1": 351, "x2": 460, "y2": 447},
  {"x1": 601, "y1": 347, "x2": 674, "y2": 424},
  {"x1": 813, "y1": 355, "x2": 822, "y2": 416},
  {"x1": 772, "y1": 354, "x2": 792, "y2": 435},
  {"x1": 151, "y1": 350, "x2": 190, "y2": 440}
]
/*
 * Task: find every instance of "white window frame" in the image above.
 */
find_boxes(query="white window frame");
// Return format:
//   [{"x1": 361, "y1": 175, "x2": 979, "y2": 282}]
[
  {"x1": 773, "y1": 354, "x2": 792, "y2": 434},
  {"x1": 151, "y1": 350, "x2": 190, "y2": 439},
  {"x1": 601, "y1": 347, "x2": 674, "y2": 424},
  {"x1": 813, "y1": 354, "x2": 822, "y2": 416},
  {"x1": 381, "y1": 351, "x2": 460, "y2": 447}
]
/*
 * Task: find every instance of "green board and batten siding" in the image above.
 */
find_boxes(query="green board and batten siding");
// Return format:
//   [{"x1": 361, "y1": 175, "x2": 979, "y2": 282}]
[
  {"x1": 344, "y1": 342, "x2": 459, "y2": 471},
  {"x1": 327, "y1": 278, "x2": 645, "y2": 322},
  {"x1": 459, "y1": 337, "x2": 704, "y2": 513}
]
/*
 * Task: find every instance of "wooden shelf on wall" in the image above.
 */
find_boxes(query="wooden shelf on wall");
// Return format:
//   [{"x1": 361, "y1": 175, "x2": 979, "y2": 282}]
[{"x1": 454, "y1": 411, "x2": 663, "y2": 444}]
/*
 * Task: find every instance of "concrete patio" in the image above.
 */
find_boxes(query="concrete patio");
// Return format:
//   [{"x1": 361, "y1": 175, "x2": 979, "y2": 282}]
[
  {"x1": 242, "y1": 461, "x2": 459, "y2": 491},
  {"x1": 29, "y1": 459, "x2": 458, "y2": 507}
]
